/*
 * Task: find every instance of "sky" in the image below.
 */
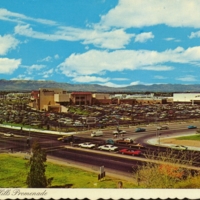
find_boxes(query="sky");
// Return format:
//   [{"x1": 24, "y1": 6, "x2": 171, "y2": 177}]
[{"x1": 1, "y1": 0, "x2": 200, "y2": 88}]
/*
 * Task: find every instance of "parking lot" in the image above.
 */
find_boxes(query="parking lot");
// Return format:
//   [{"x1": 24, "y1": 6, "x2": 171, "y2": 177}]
[{"x1": 1, "y1": 96, "x2": 200, "y2": 133}]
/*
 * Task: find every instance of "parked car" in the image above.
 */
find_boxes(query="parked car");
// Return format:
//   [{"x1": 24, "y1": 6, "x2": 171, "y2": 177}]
[
  {"x1": 135, "y1": 128, "x2": 146, "y2": 132},
  {"x1": 188, "y1": 125, "x2": 197, "y2": 129},
  {"x1": 119, "y1": 148, "x2": 142, "y2": 156},
  {"x1": 78, "y1": 142, "x2": 96, "y2": 149},
  {"x1": 98, "y1": 145, "x2": 118, "y2": 151},
  {"x1": 157, "y1": 125, "x2": 169, "y2": 130},
  {"x1": 171, "y1": 145, "x2": 188, "y2": 150}
]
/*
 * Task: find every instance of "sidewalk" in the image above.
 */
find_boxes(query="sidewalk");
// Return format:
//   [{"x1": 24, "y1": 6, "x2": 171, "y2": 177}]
[{"x1": 0, "y1": 124, "x2": 77, "y2": 135}]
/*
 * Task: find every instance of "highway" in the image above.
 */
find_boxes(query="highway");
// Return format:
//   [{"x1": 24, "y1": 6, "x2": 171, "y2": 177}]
[{"x1": 0, "y1": 121, "x2": 200, "y2": 180}]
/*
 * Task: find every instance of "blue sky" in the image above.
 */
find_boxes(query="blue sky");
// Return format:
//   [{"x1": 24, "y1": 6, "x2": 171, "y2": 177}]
[{"x1": 1, "y1": 0, "x2": 200, "y2": 87}]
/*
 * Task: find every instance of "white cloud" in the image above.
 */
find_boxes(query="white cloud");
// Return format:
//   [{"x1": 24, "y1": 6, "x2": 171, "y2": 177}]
[
  {"x1": 58, "y1": 46, "x2": 200, "y2": 77},
  {"x1": 99, "y1": 0, "x2": 200, "y2": 28},
  {"x1": 134, "y1": 32, "x2": 154, "y2": 43},
  {"x1": 176, "y1": 75, "x2": 197, "y2": 82},
  {"x1": 164, "y1": 37, "x2": 180, "y2": 42},
  {"x1": 0, "y1": 8, "x2": 57, "y2": 25},
  {"x1": 164, "y1": 38, "x2": 174, "y2": 41},
  {"x1": 100, "y1": 80, "x2": 153, "y2": 87},
  {"x1": 141, "y1": 65, "x2": 174, "y2": 71},
  {"x1": 38, "y1": 56, "x2": 52, "y2": 62},
  {"x1": 26, "y1": 64, "x2": 46, "y2": 75},
  {"x1": 81, "y1": 28, "x2": 134, "y2": 49},
  {"x1": 14, "y1": 24, "x2": 134, "y2": 49},
  {"x1": 189, "y1": 31, "x2": 200, "y2": 39},
  {"x1": 130, "y1": 81, "x2": 142, "y2": 85},
  {"x1": 38, "y1": 55, "x2": 60, "y2": 62},
  {"x1": 129, "y1": 81, "x2": 153, "y2": 85},
  {"x1": 54, "y1": 54, "x2": 59, "y2": 59},
  {"x1": 14, "y1": 24, "x2": 60, "y2": 41},
  {"x1": 29, "y1": 64, "x2": 46, "y2": 70},
  {"x1": 99, "y1": 82, "x2": 128, "y2": 88},
  {"x1": 41, "y1": 69, "x2": 54, "y2": 78},
  {"x1": 11, "y1": 75, "x2": 33, "y2": 80},
  {"x1": 154, "y1": 75, "x2": 166, "y2": 79},
  {"x1": 0, "y1": 58, "x2": 21, "y2": 74},
  {"x1": 72, "y1": 75, "x2": 109, "y2": 83},
  {"x1": 0, "y1": 34, "x2": 19, "y2": 55},
  {"x1": 112, "y1": 78, "x2": 129, "y2": 81}
]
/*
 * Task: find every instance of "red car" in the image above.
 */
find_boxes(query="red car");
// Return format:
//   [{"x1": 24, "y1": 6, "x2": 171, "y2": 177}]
[{"x1": 119, "y1": 148, "x2": 141, "y2": 156}]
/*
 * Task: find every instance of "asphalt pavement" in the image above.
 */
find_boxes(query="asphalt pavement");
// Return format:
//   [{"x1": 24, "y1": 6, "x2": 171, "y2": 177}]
[{"x1": 1, "y1": 124, "x2": 200, "y2": 151}]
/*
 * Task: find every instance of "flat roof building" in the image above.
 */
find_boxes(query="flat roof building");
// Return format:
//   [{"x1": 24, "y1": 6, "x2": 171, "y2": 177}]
[{"x1": 71, "y1": 92, "x2": 92, "y2": 105}]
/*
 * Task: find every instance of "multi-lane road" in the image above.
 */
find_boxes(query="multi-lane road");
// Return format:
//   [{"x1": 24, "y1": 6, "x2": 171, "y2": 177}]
[{"x1": 0, "y1": 121, "x2": 200, "y2": 179}]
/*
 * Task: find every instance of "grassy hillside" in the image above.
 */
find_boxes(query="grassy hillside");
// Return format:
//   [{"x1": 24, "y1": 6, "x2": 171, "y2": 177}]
[
  {"x1": 1, "y1": 153, "x2": 200, "y2": 188},
  {"x1": 0, "y1": 153, "x2": 135, "y2": 188}
]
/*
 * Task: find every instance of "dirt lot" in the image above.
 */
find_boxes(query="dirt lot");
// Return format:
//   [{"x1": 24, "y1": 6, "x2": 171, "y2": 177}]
[{"x1": 160, "y1": 137, "x2": 200, "y2": 147}]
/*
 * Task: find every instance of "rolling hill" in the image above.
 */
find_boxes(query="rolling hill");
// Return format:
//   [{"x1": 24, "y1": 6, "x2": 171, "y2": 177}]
[{"x1": 1, "y1": 79, "x2": 200, "y2": 93}]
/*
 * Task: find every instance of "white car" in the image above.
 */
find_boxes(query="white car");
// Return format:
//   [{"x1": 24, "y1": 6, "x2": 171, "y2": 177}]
[
  {"x1": 98, "y1": 144, "x2": 118, "y2": 151},
  {"x1": 78, "y1": 142, "x2": 96, "y2": 149},
  {"x1": 157, "y1": 125, "x2": 169, "y2": 130},
  {"x1": 4, "y1": 133, "x2": 14, "y2": 137},
  {"x1": 113, "y1": 130, "x2": 126, "y2": 134},
  {"x1": 171, "y1": 145, "x2": 188, "y2": 150},
  {"x1": 91, "y1": 130, "x2": 103, "y2": 137}
]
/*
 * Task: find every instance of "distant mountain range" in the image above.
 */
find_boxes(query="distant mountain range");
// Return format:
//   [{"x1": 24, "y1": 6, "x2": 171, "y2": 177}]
[{"x1": 1, "y1": 79, "x2": 200, "y2": 93}]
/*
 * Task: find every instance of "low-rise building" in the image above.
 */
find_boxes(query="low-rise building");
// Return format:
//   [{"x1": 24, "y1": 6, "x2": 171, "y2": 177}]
[{"x1": 71, "y1": 92, "x2": 92, "y2": 105}]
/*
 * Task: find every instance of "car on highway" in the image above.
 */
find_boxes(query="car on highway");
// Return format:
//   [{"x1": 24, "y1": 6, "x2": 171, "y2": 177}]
[
  {"x1": 129, "y1": 143, "x2": 145, "y2": 149},
  {"x1": 157, "y1": 125, "x2": 169, "y2": 130},
  {"x1": 3, "y1": 133, "x2": 14, "y2": 137},
  {"x1": 98, "y1": 144, "x2": 118, "y2": 151},
  {"x1": 119, "y1": 148, "x2": 142, "y2": 156},
  {"x1": 57, "y1": 135, "x2": 69, "y2": 141},
  {"x1": 78, "y1": 142, "x2": 96, "y2": 149},
  {"x1": 135, "y1": 127, "x2": 146, "y2": 132},
  {"x1": 188, "y1": 125, "x2": 197, "y2": 129},
  {"x1": 105, "y1": 139, "x2": 115, "y2": 145},
  {"x1": 57, "y1": 135, "x2": 80, "y2": 143},
  {"x1": 113, "y1": 130, "x2": 126, "y2": 134},
  {"x1": 91, "y1": 130, "x2": 103, "y2": 137},
  {"x1": 171, "y1": 145, "x2": 188, "y2": 150},
  {"x1": 116, "y1": 138, "x2": 133, "y2": 144}
]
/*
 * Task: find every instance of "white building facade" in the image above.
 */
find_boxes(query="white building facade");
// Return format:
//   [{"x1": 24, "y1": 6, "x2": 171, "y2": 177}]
[{"x1": 173, "y1": 93, "x2": 200, "y2": 104}]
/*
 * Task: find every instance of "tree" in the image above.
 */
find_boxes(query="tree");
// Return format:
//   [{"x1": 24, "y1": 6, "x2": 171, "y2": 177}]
[
  {"x1": 26, "y1": 141, "x2": 53, "y2": 188},
  {"x1": 133, "y1": 149, "x2": 198, "y2": 188}
]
